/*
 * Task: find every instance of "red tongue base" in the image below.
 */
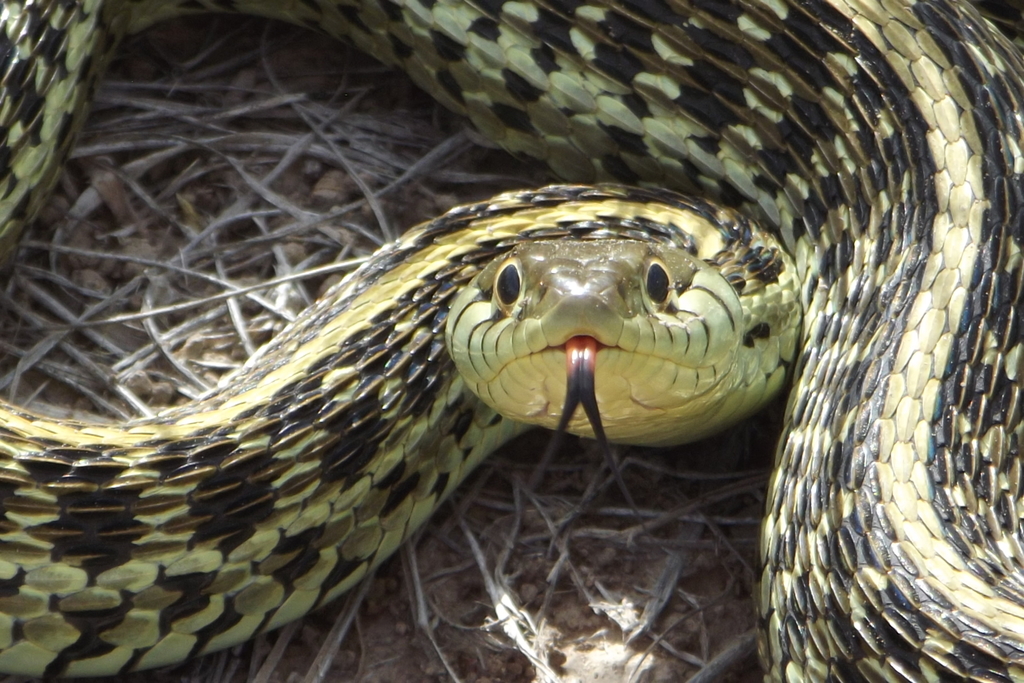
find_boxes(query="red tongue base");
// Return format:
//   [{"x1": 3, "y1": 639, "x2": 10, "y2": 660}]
[
  {"x1": 550, "y1": 335, "x2": 602, "y2": 439},
  {"x1": 565, "y1": 335, "x2": 598, "y2": 381}
]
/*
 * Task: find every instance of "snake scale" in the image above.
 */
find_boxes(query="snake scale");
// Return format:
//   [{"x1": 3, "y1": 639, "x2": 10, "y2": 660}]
[{"x1": 3, "y1": 0, "x2": 1024, "y2": 680}]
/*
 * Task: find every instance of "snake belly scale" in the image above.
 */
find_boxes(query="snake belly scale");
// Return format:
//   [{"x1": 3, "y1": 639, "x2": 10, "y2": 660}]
[{"x1": 4, "y1": 0, "x2": 1024, "y2": 680}]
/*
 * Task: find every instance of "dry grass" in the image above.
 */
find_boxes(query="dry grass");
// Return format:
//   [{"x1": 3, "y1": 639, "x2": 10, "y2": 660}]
[{"x1": 0, "y1": 16, "x2": 777, "y2": 683}]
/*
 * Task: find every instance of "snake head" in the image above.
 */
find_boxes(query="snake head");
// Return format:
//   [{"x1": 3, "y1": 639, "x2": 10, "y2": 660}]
[{"x1": 444, "y1": 208, "x2": 799, "y2": 447}]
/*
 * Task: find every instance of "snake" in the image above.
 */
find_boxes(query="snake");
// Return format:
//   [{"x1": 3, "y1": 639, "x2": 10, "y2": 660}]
[{"x1": 3, "y1": 0, "x2": 1024, "y2": 680}]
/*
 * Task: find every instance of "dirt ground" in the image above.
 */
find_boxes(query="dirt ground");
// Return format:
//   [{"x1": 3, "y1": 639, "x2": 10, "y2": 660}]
[{"x1": 0, "y1": 16, "x2": 781, "y2": 683}]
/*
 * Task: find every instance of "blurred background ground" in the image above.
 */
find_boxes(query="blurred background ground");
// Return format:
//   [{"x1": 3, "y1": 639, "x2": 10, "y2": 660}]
[{"x1": 0, "y1": 15, "x2": 780, "y2": 683}]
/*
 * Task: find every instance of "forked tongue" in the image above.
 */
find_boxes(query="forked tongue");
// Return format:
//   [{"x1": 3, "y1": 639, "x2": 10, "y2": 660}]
[{"x1": 536, "y1": 336, "x2": 637, "y2": 510}]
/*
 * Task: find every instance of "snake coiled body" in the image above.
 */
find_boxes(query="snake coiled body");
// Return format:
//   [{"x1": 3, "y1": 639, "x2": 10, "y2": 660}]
[{"x1": 4, "y1": 0, "x2": 1024, "y2": 680}]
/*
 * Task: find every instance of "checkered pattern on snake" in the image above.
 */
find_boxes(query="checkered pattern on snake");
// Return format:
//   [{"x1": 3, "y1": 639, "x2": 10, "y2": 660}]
[{"x1": 4, "y1": 0, "x2": 1024, "y2": 680}]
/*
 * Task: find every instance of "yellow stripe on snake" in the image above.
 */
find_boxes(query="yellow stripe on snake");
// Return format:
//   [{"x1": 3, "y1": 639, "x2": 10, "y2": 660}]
[{"x1": 3, "y1": 0, "x2": 1024, "y2": 680}]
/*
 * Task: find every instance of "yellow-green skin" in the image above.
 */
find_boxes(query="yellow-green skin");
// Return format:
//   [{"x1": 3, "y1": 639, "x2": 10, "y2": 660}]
[
  {"x1": 0, "y1": 176, "x2": 792, "y2": 676},
  {"x1": 6, "y1": 1, "x2": 1024, "y2": 682}
]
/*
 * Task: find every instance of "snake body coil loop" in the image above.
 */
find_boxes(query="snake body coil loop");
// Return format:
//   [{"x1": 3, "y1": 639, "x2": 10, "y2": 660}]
[{"x1": 4, "y1": 1, "x2": 1024, "y2": 680}]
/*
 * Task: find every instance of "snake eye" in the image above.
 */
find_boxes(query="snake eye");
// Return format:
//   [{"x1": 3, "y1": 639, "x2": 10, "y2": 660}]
[
  {"x1": 495, "y1": 260, "x2": 522, "y2": 306},
  {"x1": 645, "y1": 260, "x2": 670, "y2": 304}
]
